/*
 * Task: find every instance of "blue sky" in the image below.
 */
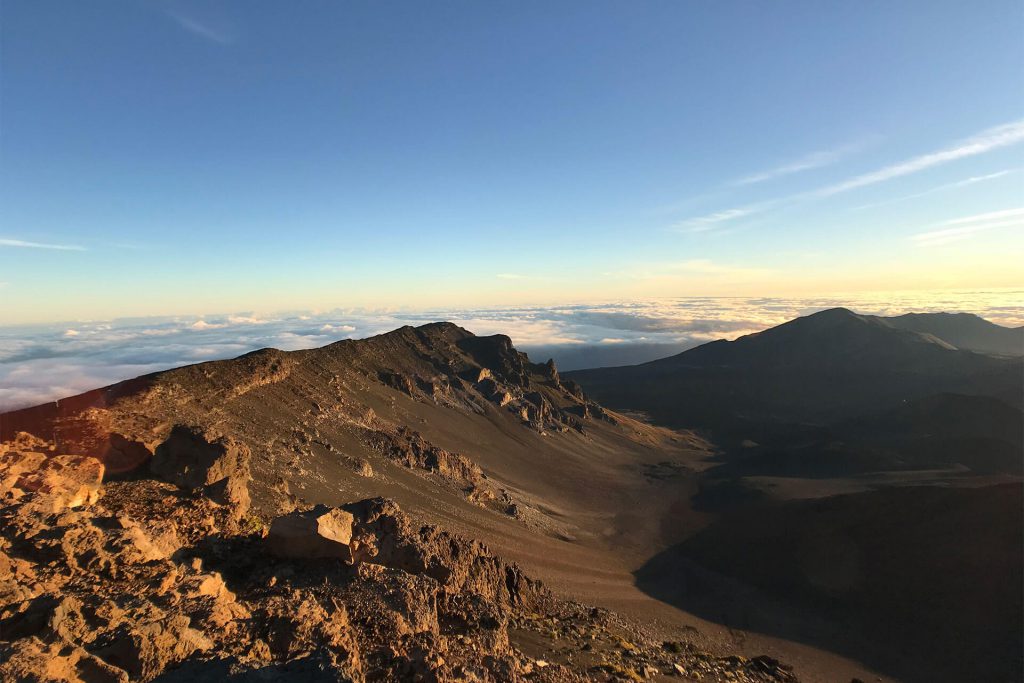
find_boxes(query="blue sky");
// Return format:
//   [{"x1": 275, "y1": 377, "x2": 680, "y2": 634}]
[{"x1": 1, "y1": 1, "x2": 1022, "y2": 323}]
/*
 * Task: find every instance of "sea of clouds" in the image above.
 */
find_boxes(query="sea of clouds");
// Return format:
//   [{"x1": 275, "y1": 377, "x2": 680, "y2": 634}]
[{"x1": 2, "y1": 291, "x2": 1021, "y2": 412}]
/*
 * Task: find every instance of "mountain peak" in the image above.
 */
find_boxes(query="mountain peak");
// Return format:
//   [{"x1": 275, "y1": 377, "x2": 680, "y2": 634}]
[
  {"x1": 780, "y1": 307, "x2": 874, "y2": 331},
  {"x1": 378, "y1": 321, "x2": 474, "y2": 342},
  {"x1": 809, "y1": 306, "x2": 859, "y2": 318},
  {"x1": 412, "y1": 321, "x2": 471, "y2": 336}
]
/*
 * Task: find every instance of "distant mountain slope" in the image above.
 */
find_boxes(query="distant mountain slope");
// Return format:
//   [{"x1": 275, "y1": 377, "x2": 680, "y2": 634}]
[
  {"x1": 566, "y1": 308, "x2": 1023, "y2": 431},
  {"x1": 878, "y1": 311, "x2": 1023, "y2": 356},
  {"x1": 657, "y1": 307, "x2": 957, "y2": 368}
]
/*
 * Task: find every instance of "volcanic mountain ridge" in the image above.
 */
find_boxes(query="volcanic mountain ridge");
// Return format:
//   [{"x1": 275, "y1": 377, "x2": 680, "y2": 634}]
[{"x1": 0, "y1": 322, "x2": 804, "y2": 683}]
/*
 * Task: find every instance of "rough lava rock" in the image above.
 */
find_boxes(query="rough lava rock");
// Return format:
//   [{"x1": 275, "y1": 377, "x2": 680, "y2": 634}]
[
  {"x1": 0, "y1": 441, "x2": 104, "y2": 514},
  {"x1": 265, "y1": 505, "x2": 357, "y2": 562},
  {"x1": 150, "y1": 425, "x2": 251, "y2": 519}
]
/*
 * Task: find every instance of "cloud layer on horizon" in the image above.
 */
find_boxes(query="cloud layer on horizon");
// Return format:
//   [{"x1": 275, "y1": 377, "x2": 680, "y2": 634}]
[{"x1": 1, "y1": 291, "x2": 1021, "y2": 412}]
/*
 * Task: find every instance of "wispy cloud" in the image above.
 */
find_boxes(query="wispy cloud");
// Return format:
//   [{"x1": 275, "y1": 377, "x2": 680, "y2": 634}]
[
  {"x1": 910, "y1": 207, "x2": 1024, "y2": 247},
  {"x1": 853, "y1": 169, "x2": 1016, "y2": 210},
  {"x1": 496, "y1": 273, "x2": 528, "y2": 280},
  {"x1": 0, "y1": 238, "x2": 86, "y2": 251},
  {"x1": 673, "y1": 119, "x2": 1024, "y2": 234},
  {"x1": 943, "y1": 207, "x2": 1024, "y2": 226},
  {"x1": 166, "y1": 10, "x2": 231, "y2": 45},
  {"x1": 733, "y1": 140, "x2": 867, "y2": 186},
  {"x1": 816, "y1": 119, "x2": 1024, "y2": 197},
  {"x1": 671, "y1": 203, "x2": 778, "y2": 233}
]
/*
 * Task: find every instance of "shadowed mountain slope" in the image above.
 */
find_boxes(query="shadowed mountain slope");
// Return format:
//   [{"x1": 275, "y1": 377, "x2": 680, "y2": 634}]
[
  {"x1": 879, "y1": 311, "x2": 1024, "y2": 356},
  {"x1": 831, "y1": 392, "x2": 1024, "y2": 474},
  {"x1": 564, "y1": 308, "x2": 1023, "y2": 682},
  {"x1": 566, "y1": 308, "x2": 1023, "y2": 432},
  {"x1": 636, "y1": 483, "x2": 1023, "y2": 683}
]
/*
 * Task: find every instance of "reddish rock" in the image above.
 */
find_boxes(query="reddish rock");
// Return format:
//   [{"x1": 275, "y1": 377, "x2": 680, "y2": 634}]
[
  {"x1": 4, "y1": 454, "x2": 104, "y2": 513},
  {"x1": 265, "y1": 505, "x2": 356, "y2": 562},
  {"x1": 151, "y1": 426, "x2": 251, "y2": 519},
  {"x1": 0, "y1": 637, "x2": 128, "y2": 683}
]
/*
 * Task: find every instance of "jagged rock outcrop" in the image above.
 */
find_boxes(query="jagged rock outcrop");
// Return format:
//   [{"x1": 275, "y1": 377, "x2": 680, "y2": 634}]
[
  {"x1": 0, "y1": 437, "x2": 104, "y2": 514},
  {"x1": 354, "y1": 328, "x2": 603, "y2": 435},
  {"x1": 264, "y1": 498, "x2": 538, "y2": 609},
  {"x1": 541, "y1": 358, "x2": 562, "y2": 388},
  {"x1": 457, "y1": 334, "x2": 533, "y2": 389},
  {"x1": 377, "y1": 370, "x2": 416, "y2": 396},
  {"x1": 562, "y1": 379, "x2": 587, "y2": 402},
  {"x1": 340, "y1": 497, "x2": 538, "y2": 606},
  {"x1": 380, "y1": 426, "x2": 484, "y2": 484},
  {"x1": 151, "y1": 426, "x2": 251, "y2": 519}
]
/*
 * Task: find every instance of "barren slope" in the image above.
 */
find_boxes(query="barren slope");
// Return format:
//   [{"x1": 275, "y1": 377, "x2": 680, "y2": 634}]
[
  {"x1": 0, "y1": 322, "x2": 903, "y2": 683},
  {"x1": 566, "y1": 307, "x2": 1023, "y2": 432}
]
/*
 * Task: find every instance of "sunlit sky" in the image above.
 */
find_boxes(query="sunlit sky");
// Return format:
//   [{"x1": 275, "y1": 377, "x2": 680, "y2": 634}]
[{"x1": 1, "y1": 2, "x2": 1023, "y2": 324}]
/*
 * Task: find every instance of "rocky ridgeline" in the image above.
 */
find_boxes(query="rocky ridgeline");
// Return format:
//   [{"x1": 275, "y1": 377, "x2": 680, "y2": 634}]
[
  {"x1": 0, "y1": 325, "x2": 635, "y2": 529},
  {"x1": 364, "y1": 327, "x2": 617, "y2": 435},
  {"x1": 0, "y1": 432, "x2": 799, "y2": 683}
]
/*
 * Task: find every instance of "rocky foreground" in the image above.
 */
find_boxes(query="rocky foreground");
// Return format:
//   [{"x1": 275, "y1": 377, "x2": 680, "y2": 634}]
[{"x1": 0, "y1": 431, "x2": 799, "y2": 683}]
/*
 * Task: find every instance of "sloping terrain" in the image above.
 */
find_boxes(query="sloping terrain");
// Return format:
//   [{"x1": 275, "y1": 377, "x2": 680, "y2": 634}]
[
  {"x1": 566, "y1": 307, "x2": 1023, "y2": 432},
  {"x1": 0, "y1": 435, "x2": 802, "y2": 683},
  {"x1": 637, "y1": 484, "x2": 1023, "y2": 683},
  {"x1": 691, "y1": 393, "x2": 1024, "y2": 480},
  {"x1": 879, "y1": 311, "x2": 1024, "y2": 356},
  {"x1": 2, "y1": 323, "x2": 853, "y2": 683},
  {"x1": 0, "y1": 323, "x2": 705, "y2": 555},
  {"x1": 831, "y1": 392, "x2": 1024, "y2": 474},
  {"x1": 3, "y1": 318, "x2": 1017, "y2": 683},
  {"x1": 566, "y1": 308, "x2": 1024, "y2": 682}
]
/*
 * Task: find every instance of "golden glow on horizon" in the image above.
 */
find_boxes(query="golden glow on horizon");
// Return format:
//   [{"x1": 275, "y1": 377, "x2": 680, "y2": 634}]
[{"x1": 1, "y1": 241, "x2": 1021, "y2": 325}]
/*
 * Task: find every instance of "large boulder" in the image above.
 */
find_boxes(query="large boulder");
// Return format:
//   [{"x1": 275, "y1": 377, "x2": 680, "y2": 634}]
[
  {"x1": 151, "y1": 426, "x2": 251, "y2": 519},
  {"x1": 265, "y1": 505, "x2": 356, "y2": 562}
]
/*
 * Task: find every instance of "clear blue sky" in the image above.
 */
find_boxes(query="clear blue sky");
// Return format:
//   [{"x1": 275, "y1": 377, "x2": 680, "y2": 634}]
[{"x1": 2, "y1": 1, "x2": 1022, "y2": 323}]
